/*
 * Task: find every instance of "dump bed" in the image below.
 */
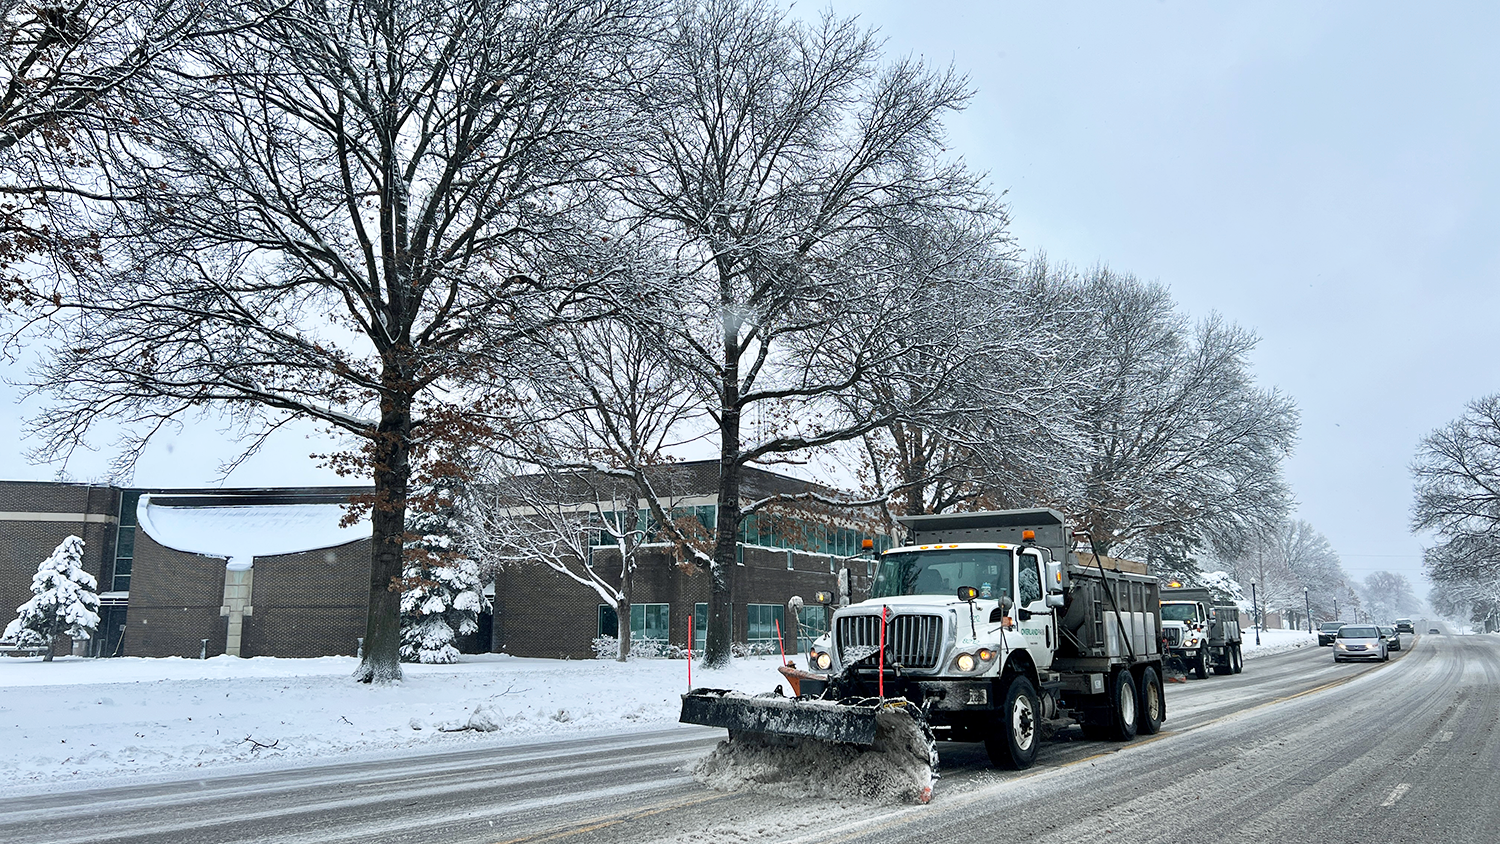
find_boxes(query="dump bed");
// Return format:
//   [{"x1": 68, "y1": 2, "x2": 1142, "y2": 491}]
[{"x1": 1056, "y1": 561, "x2": 1161, "y2": 666}]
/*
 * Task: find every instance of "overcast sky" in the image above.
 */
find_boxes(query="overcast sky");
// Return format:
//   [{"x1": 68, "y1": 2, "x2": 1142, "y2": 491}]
[
  {"x1": 816, "y1": 0, "x2": 1500, "y2": 594},
  {"x1": 3, "y1": 1, "x2": 1495, "y2": 598}
]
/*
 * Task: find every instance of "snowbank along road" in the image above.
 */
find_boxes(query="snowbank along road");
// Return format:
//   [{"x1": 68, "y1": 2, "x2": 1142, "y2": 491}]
[{"x1": 3, "y1": 633, "x2": 1497, "y2": 844}]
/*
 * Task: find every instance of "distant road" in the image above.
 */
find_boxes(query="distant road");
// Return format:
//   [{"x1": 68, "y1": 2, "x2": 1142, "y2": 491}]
[{"x1": 5, "y1": 634, "x2": 1497, "y2": 844}]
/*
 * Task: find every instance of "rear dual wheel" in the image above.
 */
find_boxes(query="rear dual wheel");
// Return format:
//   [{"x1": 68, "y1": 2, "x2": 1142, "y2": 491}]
[
  {"x1": 1107, "y1": 668, "x2": 1139, "y2": 741},
  {"x1": 1136, "y1": 666, "x2": 1163, "y2": 735},
  {"x1": 1232, "y1": 644, "x2": 1244, "y2": 674}
]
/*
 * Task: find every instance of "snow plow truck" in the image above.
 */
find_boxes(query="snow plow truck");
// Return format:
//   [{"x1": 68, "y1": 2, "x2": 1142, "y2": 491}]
[
  {"x1": 1159, "y1": 583, "x2": 1243, "y2": 678},
  {"x1": 680, "y1": 508, "x2": 1165, "y2": 787}
]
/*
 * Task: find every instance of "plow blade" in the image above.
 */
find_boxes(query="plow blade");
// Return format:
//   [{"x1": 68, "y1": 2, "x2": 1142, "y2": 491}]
[{"x1": 680, "y1": 689, "x2": 882, "y2": 745}]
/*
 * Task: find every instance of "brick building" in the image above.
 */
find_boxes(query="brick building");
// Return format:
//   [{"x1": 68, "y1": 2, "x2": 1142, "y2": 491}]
[
  {"x1": 1, "y1": 462, "x2": 890, "y2": 661},
  {"x1": 490, "y1": 461, "x2": 889, "y2": 659}
]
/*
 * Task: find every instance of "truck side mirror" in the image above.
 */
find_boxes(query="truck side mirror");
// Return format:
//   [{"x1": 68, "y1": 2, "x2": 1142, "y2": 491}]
[
  {"x1": 1045, "y1": 593, "x2": 1065, "y2": 608},
  {"x1": 1045, "y1": 561, "x2": 1064, "y2": 594},
  {"x1": 956, "y1": 585, "x2": 979, "y2": 602},
  {"x1": 813, "y1": 591, "x2": 833, "y2": 605}
]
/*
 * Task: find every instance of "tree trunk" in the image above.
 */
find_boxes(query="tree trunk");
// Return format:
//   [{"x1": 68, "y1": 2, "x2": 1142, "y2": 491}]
[
  {"x1": 353, "y1": 384, "x2": 412, "y2": 684},
  {"x1": 43, "y1": 618, "x2": 58, "y2": 662},
  {"x1": 617, "y1": 551, "x2": 632, "y2": 663},
  {"x1": 705, "y1": 409, "x2": 740, "y2": 669}
]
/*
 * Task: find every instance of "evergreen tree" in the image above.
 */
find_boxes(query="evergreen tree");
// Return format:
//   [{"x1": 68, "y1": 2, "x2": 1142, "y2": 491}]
[
  {"x1": 400, "y1": 485, "x2": 489, "y2": 664},
  {"x1": 4, "y1": 536, "x2": 100, "y2": 661}
]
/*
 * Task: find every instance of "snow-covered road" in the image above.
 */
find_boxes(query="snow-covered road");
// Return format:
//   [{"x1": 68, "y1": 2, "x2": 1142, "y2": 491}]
[{"x1": 8, "y1": 630, "x2": 1480, "y2": 844}]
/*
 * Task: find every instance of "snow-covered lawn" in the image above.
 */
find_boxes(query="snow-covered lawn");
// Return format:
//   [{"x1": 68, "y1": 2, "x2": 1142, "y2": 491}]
[
  {"x1": 0, "y1": 653, "x2": 786, "y2": 793},
  {"x1": 0, "y1": 629, "x2": 1323, "y2": 794}
]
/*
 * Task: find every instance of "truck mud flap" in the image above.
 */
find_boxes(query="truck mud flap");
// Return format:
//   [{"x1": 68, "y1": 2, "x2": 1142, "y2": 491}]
[{"x1": 680, "y1": 689, "x2": 882, "y2": 746}]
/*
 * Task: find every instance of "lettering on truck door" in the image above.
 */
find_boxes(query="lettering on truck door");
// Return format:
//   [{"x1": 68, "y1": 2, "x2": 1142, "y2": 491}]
[{"x1": 1017, "y1": 550, "x2": 1055, "y2": 669}]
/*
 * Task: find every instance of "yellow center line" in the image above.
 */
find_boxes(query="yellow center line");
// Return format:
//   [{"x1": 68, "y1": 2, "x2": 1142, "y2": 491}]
[{"x1": 491, "y1": 791, "x2": 732, "y2": 844}]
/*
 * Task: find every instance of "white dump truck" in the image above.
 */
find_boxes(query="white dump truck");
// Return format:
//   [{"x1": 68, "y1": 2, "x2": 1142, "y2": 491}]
[
  {"x1": 681, "y1": 508, "x2": 1165, "y2": 775},
  {"x1": 1160, "y1": 583, "x2": 1243, "y2": 678}
]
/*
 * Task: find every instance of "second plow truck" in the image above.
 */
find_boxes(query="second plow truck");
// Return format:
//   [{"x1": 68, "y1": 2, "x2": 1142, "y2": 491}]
[
  {"x1": 1160, "y1": 583, "x2": 1244, "y2": 678},
  {"x1": 681, "y1": 508, "x2": 1165, "y2": 796}
]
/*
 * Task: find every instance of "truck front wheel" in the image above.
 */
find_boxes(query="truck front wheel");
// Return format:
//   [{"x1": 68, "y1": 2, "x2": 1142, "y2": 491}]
[
  {"x1": 986, "y1": 676, "x2": 1041, "y2": 770},
  {"x1": 1107, "y1": 668, "x2": 1139, "y2": 741},
  {"x1": 1193, "y1": 648, "x2": 1210, "y2": 679}
]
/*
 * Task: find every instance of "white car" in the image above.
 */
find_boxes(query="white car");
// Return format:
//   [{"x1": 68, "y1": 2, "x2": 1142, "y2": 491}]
[{"x1": 1332, "y1": 625, "x2": 1388, "y2": 663}]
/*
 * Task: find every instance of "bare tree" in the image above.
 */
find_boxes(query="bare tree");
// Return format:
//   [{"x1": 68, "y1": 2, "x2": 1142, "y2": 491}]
[
  {"x1": 483, "y1": 313, "x2": 711, "y2": 661},
  {"x1": 1231, "y1": 519, "x2": 1350, "y2": 627},
  {"x1": 0, "y1": 0, "x2": 225, "y2": 307},
  {"x1": 1412, "y1": 394, "x2": 1500, "y2": 582},
  {"x1": 9, "y1": 0, "x2": 653, "y2": 682},
  {"x1": 1356, "y1": 571, "x2": 1420, "y2": 623},
  {"x1": 469, "y1": 462, "x2": 682, "y2": 662},
  {"x1": 850, "y1": 238, "x2": 1098, "y2": 524},
  {"x1": 602, "y1": 0, "x2": 986, "y2": 667},
  {"x1": 1058, "y1": 266, "x2": 1298, "y2": 565}
]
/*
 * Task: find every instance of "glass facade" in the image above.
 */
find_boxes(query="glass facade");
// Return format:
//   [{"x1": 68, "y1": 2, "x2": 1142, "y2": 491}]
[{"x1": 112, "y1": 489, "x2": 143, "y2": 592}]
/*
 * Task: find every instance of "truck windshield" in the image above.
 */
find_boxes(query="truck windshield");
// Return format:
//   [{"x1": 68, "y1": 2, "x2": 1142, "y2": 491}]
[
  {"x1": 871, "y1": 548, "x2": 1013, "y2": 600},
  {"x1": 1160, "y1": 603, "x2": 1198, "y2": 622}
]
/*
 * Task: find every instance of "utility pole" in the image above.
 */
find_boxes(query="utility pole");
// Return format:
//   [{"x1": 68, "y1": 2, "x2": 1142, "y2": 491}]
[
  {"x1": 1304, "y1": 586, "x2": 1312, "y2": 633},
  {"x1": 1250, "y1": 581, "x2": 1262, "y2": 646}
]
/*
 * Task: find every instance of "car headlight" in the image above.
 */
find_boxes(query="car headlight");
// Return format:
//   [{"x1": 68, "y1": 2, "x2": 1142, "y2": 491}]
[{"x1": 812, "y1": 651, "x2": 832, "y2": 671}]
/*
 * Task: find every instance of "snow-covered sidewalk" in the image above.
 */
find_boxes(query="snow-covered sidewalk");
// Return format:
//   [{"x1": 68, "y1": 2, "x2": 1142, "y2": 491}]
[
  {"x1": 0, "y1": 630, "x2": 1321, "y2": 794},
  {"x1": 0, "y1": 653, "x2": 784, "y2": 793},
  {"x1": 1238, "y1": 627, "x2": 1319, "y2": 657}
]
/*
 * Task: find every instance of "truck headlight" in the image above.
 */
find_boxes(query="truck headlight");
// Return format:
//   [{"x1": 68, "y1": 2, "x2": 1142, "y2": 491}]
[
  {"x1": 977, "y1": 648, "x2": 996, "y2": 663},
  {"x1": 956, "y1": 653, "x2": 976, "y2": 672},
  {"x1": 812, "y1": 651, "x2": 832, "y2": 670}
]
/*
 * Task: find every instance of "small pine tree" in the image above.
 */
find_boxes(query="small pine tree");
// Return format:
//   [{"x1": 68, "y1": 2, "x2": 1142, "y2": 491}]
[
  {"x1": 4, "y1": 536, "x2": 100, "y2": 661},
  {"x1": 400, "y1": 485, "x2": 489, "y2": 664}
]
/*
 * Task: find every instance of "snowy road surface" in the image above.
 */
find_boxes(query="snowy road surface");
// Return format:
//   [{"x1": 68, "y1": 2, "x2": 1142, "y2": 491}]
[{"x1": 4, "y1": 634, "x2": 1497, "y2": 843}]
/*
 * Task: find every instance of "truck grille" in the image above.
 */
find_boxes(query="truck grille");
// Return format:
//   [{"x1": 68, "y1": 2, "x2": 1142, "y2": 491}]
[
  {"x1": 1164, "y1": 627, "x2": 1181, "y2": 646},
  {"x1": 835, "y1": 613, "x2": 945, "y2": 670}
]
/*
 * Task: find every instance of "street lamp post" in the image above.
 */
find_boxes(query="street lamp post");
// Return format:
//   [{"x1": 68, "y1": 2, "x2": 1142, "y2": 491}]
[
  {"x1": 1304, "y1": 587, "x2": 1312, "y2": 634},
  {"x1": 1250, "y1": 581, "x2": 1262, "y2": 646}
]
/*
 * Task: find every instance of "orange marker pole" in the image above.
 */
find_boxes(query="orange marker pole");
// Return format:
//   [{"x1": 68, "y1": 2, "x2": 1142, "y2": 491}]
[{"x1": 687, "y1": 615, "x2": 693, "y2": 690}]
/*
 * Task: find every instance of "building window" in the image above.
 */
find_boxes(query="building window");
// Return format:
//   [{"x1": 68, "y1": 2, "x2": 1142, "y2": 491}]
[
  {"x1": 599, "y1": 603, "x2": 671, "y2": 645},
  {"x1": 633, "y1": 603, "x2": 669, "y2": 644},
  {"x1": 746, "y1": 603, "x2": 785, "y2": 652}
]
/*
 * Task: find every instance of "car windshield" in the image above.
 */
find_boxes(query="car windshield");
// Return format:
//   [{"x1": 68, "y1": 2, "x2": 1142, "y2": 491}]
[
  {"x1": 1321, "y1": 622, "x2": 1344, "y2": 632},
  {"x1": 872, "y1": 548, "x2": 1013, "y2": 599},
  {"x1": 1338, "y1": 626, "x2": 1378, "y2": 638},
  {"x1": 1161, "y1": 603, "x2": 1198, "y2": 622}
]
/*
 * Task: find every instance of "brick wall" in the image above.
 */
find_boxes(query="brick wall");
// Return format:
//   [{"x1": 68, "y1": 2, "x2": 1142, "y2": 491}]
[
  {"x1": 124, "y1": 531, "x2": 229, "y2": 658},
  {"x1": 244, "y1": 540, "x2": 371, "y2": 658},
  {"x1": 0, "y1": 481, "x2": 118, "y2": 658}
]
